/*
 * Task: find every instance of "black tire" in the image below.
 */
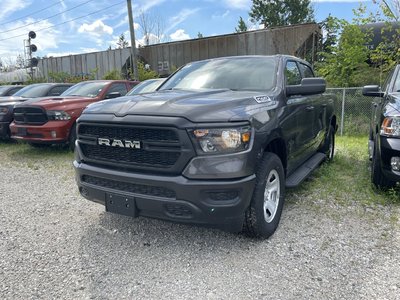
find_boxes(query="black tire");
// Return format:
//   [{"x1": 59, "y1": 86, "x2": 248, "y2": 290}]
[
  {"x1": 371, "y1": 137, "x2": 395, "y2": 189},
  {"x1": 320, "y1": 125, "x2": 335, "y2": 162},
  {"x1": 69, "y1": 123, "x2": 77, "y2": 151},
  {"x1": 243, "y1": 152, "x2": 285, "y2": 239}
]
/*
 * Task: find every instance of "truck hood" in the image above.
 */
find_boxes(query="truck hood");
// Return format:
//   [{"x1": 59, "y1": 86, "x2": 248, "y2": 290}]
[
  {"x1": 20, "y1": 95, "x2": 95, "y2": 107},
  {"x1": 0, "y1": 96, "x2": 26, "y2": 102},
  {"x1": 0, "y1": 98, "x2": 27, "y2": 106},
  {"x1": 82, "y1": 89, "x2": 278, "y2": 122}
]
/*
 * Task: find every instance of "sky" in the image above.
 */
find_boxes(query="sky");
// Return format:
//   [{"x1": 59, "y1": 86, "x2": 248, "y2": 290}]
[{"x1": 0, "y1": 0, "x2": 383, "y2": 64}]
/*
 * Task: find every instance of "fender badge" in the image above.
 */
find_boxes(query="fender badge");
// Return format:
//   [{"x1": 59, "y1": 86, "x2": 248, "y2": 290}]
[{"x1": 254, "y1": 95, "x2": 271, "y2": 103}]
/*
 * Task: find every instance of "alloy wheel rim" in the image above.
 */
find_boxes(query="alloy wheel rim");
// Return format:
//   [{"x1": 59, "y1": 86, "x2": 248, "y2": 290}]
[{"x1": 263, "y1": 169, "x2": 280, "y2": 223}]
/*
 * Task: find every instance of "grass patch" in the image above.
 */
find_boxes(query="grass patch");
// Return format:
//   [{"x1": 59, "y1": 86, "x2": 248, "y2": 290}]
[{"x1": 290, "y1": 135, "x2": 399, "y2": 206}]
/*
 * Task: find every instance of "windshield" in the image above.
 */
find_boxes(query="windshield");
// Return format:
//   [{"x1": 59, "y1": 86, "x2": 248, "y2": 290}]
[
  {"x1": 160, "y1": 57, "x2": 277, "y2": 91},
  {"x1": 0, "y1": 86, "x2": 10, "y2": 96},
  {"x1": 127, "y1": 79, "x2": 164, "y2": 95},
  {"x1": 61, "y1": 82, "x2": 108, "y2": 97},
  {"x1": 13, "y1": 84, "x2": 51, "y2": 98}
]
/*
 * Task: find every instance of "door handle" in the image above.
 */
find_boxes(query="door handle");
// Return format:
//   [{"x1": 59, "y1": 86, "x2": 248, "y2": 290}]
[{"x1": 305, "y1": 106, "x2": 314, "y2": 112}]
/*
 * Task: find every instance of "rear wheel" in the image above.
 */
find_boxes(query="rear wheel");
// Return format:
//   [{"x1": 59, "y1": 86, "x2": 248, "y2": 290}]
[
  {"x1": 243, "y1": 152, "x2": 285, "y2": 239},
  {"x1": 320, "y1": 125, "x2": 335, "y2": 162}
]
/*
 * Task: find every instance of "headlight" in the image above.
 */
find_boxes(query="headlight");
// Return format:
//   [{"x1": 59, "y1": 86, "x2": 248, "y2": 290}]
[
  {"x1": 0, "y1": 106, "x2": 9, "y2": 114},
  {"x1": 189, "y1": 126, "x2": 252, "y2": 154},
  {"x1": 380, "y1": 117, "x2": 400, "y2": 137},
  {"x1": 47, "y1": 110, "x2": 71, "y2": 121}
]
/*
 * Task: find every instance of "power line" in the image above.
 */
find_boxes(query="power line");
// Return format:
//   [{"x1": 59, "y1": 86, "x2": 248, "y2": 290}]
[
  {"x1": 0, "y1": 1, "x2": 125, "y2": 42},
  {"x1": 0, "y1": 0, "x2": 64, "y2": 26},
  {"x1": 0, "y1": 0, "x2": 95, "y2": 34}
]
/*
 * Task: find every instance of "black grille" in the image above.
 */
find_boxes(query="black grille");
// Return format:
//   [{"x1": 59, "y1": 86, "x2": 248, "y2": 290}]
[
  {"x1": 165, "y1": 203, "x2": 193, "y2": 217},
  {"x1": 207, "y1": 191, "x2": 239, "y2": 201},
  {"x1": 78, "y1": 124, "x2": 184, "y2": 168},
  {"x1": 79, "y1": 124, "x2": 179, "y2": 142},
  {"x1": 82, "y1": 175, "x2": 176, "y2": 198},
  {"x1": 80, "y1": 144, "x2": 180, "y2": 167},
  {"x1": 14, "y1": 106, "x2": 47, "y2": 125}
]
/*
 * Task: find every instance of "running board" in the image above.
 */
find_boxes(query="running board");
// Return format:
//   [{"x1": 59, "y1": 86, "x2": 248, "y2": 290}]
[{"x1": 285, "y1": 152, "x2": 326, "y2": 188}]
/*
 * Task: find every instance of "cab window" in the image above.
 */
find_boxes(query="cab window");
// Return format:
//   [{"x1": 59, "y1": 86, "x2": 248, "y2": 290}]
[{"x1": 285, "y1": 61, "x2": 302, "y2": 85}]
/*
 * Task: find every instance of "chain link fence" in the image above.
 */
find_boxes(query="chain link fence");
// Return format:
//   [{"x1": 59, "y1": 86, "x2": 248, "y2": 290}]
[{"x1": 326, "y1": 87, "x2": 372, "y2": 136}]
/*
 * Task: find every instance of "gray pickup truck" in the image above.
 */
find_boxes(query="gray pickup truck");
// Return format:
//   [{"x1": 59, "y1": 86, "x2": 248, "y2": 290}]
[{"x1": 73, "y1": 55, "x2": 337, "y2": 239}]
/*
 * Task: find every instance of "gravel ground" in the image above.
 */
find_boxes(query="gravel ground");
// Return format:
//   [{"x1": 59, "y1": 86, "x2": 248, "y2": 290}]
[{"x1": 0, "y1": 150, "x2": 399, "y2": 300}]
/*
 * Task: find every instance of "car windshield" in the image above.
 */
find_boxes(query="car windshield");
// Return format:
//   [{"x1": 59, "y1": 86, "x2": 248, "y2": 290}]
[
  {"x1": 160, "y1": 57, "x2": 277, "y2": 92},
  {"x1": 127, "y1": 79, "x2": 165, "y2": 95},
  {"x1": 61, "y1": 82, "x2": 108, "y2": 98},
  {"x1": 13, "y1": 84, "x2": 51, "y2": 98},
  {"x1": 0, "y1": 86, "x2": 10, "y2": 96}
]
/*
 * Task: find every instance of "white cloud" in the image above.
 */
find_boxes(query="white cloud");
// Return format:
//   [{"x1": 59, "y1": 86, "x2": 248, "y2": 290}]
[
  {"x1": 166, "y1": 8, "x2": 200, "y2": 33},
  {"x1": 0, "y1": 0, "x2": 31, "y2": 22},
  {"x1": 212, "y1": 10, "x2": 230, "y2": 19},
  {"x1": 78, "y1": 20, "x2": 113, "y2": 36},
  {"x1": 170, "y1": 29, "x2": 190, "y2": 41},
  {"x1": 0, "y1": 18, "x2": 61, "y2": 63},
  {"x1": 221, "y1": 0, "x2": 250, "y2": 10}
]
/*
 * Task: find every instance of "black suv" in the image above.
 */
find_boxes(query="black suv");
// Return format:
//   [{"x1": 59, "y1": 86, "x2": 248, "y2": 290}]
[{"x1": 363, "y1": 66, "x2": 400, "y2": 188}]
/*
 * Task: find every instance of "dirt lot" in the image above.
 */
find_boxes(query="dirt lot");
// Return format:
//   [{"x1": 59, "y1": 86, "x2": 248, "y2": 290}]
[{"x1": 0, "y1": 138, "x2": 399, "y2": 299}]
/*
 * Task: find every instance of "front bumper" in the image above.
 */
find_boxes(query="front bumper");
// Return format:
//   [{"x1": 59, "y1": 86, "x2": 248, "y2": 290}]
[
  {"x1": 380, "y1": 136, "x2": 400, "y2": 182},
  {"x1": 10, "y1": 121, "x2": 72, "y2": 143},
  {"x1": 74, "y1": 160, "x2": 256, "y2": 232},
  {"x1": 0, "y1": 121, "x2": 10, "y2": 138}
]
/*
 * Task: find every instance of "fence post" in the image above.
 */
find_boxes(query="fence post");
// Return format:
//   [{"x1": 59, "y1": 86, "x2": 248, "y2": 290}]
[{"x1": 340, "y1": 88, "x2": 346, "y2": 136}]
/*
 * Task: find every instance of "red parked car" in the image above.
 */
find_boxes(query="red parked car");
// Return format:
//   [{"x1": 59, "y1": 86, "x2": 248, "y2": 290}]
[{"x1": 10, "y1": 80, "x2": 138, "y2": 149}]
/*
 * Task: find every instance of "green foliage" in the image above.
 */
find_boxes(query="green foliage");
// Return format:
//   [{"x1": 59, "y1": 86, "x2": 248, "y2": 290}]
[
  {"x1": 315, "y1": 5, "x2": 377, "y2": 87},
  {"x1": 48, "y1": 69, "x2": 97, "y2": 83},
  {"x1": 249, "y1": 0, "x2": 314, "y2": 28},
  {"x1": 197, "y1": 32, "x2": 204, "y2": 38},
  {"x1": 235, "y1": 16, "x2": 248, "y2": 32},
  {"x1": 102, "y1": 69, "x2": 123, "y2": 80},
  {"x1": 128, "y1": 61, "x2": 159, "y2": 81}
]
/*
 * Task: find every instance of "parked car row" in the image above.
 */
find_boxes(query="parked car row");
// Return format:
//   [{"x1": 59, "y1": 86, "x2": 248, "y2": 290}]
[{"x1": 0, "y1": 78, "x2": 165, "y2": 149}]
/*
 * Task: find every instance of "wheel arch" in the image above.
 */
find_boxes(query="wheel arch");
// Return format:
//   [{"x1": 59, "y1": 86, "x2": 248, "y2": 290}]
[{"x1": 263, "y1": 138, "x2": 287, "y2": 176}]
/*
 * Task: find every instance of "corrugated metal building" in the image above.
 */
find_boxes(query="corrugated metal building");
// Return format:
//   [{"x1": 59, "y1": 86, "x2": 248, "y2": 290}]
[{"x1": 36, "y1": 23, "x2": 320, "y2": 81}]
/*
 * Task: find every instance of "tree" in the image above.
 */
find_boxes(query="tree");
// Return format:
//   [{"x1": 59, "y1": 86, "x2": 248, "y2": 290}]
[
  {"x1": 116, "y1": 33, "x2": 129, "y2": 49},
  {"x1": 315, "y1": 5, "x2": 379, "y2": 87},
  {"x1": 235, "y1": 16, "x2": 248, "y2": 32},
  {"x1": 138, "y1": 10, "x2": 167, "y2": 45},
  {"x1": 249, "y1": 0, "x2": 314, "y2": 28},
  {"x1": 197, "y1": 32, "x2": 203, "y2": 38}
]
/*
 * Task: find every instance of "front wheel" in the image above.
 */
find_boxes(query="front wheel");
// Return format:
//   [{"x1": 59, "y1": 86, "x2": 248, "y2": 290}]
[
  {"x1": 68, "y1": 123, "x2": 77, "y2": 151},
  {"x1": 371, "y1": 137, "x2": 395, "y2": 189},
  {"x1": 243, "y1": 152, "x2": 285, "y2": 239}
]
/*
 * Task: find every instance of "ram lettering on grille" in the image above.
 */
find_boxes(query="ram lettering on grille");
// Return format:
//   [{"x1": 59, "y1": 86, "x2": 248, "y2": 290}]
[{"x1": 97, "y1": 138, "x2": 141, "y2": 149}]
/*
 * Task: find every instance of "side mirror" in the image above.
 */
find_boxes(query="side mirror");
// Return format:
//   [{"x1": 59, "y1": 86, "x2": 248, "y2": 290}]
[
  {"x1": 362, "y1": 85, "x2": 384, "y2": 97},
  {"x1": 105, "y1": 92, "x2": 121, "y2": 99},
  {"x1": 286, "y1": 78, "x2": 326, "y2": 96}
]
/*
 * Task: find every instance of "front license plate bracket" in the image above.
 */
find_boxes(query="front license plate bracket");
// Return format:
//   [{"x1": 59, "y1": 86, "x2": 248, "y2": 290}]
[{"x1": 106, "y1": 194, "x2": 137, "y2": 217}]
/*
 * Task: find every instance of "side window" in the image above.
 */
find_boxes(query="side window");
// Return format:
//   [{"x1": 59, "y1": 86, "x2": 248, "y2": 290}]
[
  {"x1": 299, "y1": 63, "x2": 314, "y2": 78},
  {"x1": 106, "y1": 83, "x2": 128, "y2": 97},
  {"x1": 48, "y1": 85, "x2": 70, "y2": 96},
  {"x1": 285, "y1": 61, "x2": 302, "y2": 85},
  {"x1": 7, "y1": 87, "x2": 21, "y2": 96}
]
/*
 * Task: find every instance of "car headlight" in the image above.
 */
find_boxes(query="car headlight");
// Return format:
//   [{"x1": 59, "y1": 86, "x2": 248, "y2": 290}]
[
  {"x1": 47, "y1": 110, "x2": 71, "y2": 121},
  {"x1": 380, "y1": 117, "x2": 400, "y2": 137},
  {"x1": 189, "y1": 126, "x2": 252, "y2": 154},
  {"x1": 0, "y1": 106, "x2": 9, "y2": 114}
]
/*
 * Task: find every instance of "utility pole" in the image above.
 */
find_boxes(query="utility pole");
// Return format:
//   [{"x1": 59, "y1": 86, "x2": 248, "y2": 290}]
[{"x1": 127, "y1": 0, "x2": 139, "y2": 80}]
